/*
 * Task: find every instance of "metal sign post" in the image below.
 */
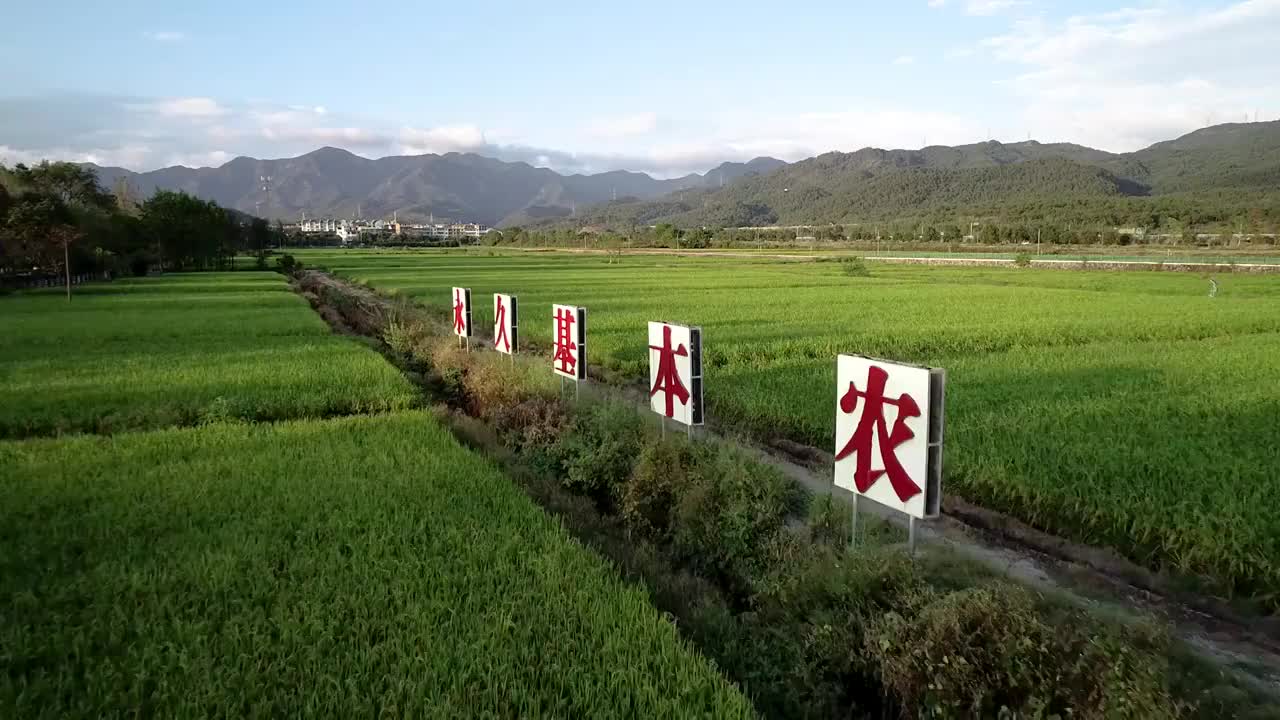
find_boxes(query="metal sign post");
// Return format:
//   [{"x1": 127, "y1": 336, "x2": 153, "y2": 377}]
[{"x1": 850, "y1": 493, "x2": 859, "y2": 548}]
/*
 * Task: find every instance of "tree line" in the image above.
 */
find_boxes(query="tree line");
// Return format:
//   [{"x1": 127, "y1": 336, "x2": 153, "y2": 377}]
[
  {"x1": 492, "y1": 219, "x2": 1276, "y2": 252},
  {"x1": 1, "y1": 161, "x2": 283, "y2": 287}
]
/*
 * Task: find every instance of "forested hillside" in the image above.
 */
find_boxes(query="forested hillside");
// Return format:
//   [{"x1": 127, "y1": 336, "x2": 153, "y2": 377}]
[
  {"x1": 564, "y1": 122, "x2": 1280, "y2": 232},
  {"x1": 86, "y1": 149, "x2": 785, "y2": 227}
]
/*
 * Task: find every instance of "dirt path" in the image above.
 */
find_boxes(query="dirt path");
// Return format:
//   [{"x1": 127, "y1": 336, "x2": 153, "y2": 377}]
[
  {"x1": 518, "y1": 246, "x2": 1280, "y2": 273},
  {"x1": 297, "y1": 268, "x2": 1280, "y2": 699}
]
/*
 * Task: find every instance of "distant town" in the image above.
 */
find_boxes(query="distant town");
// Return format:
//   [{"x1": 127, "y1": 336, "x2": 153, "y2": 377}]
[{"x1": 287, "y1": 215, "x2": 493, "y2": 245}]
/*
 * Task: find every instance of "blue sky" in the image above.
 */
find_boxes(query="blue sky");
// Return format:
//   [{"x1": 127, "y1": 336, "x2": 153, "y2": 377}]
[{"x1": 2, "y1": 0, "x2": 1277, "y2": 175}]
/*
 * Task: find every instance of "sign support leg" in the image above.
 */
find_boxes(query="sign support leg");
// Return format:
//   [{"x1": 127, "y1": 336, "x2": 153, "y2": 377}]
[
  {"x1": 660, "y1": 416, "x2": 666, "y2": 440},
  {"x1": 574, "y1": 380, "x2": 580, "y2": 403},
  {"x1": 908, "y1": 516, "x2": 917, "y2": 557},
  {"x1": 850, "y1": 493, "x2": 859, "y2": 548}
]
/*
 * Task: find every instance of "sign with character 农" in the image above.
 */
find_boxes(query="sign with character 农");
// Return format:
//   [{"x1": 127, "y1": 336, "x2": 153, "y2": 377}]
[{"x1": 833, "y1": 354, "x2": 944, "y2": 520}]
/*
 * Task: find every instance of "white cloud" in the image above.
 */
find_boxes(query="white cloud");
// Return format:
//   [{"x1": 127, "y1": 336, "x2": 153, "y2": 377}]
[
  {"x1": 165, "y1": 150, "x2": 233, "y2": 168},
  {"x1": 262, "y1": 126, "x2": 388, "y2": 147},
  {"x1": 144, "y1": 30, "x2": 185, "y2": 42},
  {"x1": 892, "y1": 55, "x2": 915, "y2": 65},
  {"x1": 928, "y1": 0, "x2": 946, "y2": 7},
  {"x1": 965, "y1": 0, "x2": 1026, "y2": 15},
  {"x1": 398, "y1": 125, "x2": 487, "y2": 154},
  {"x1": 1, "y1": 143, "x2": 156, "y2": 169},
  {"x1": 980, "y1": 0, "x2": 1280, "y2": 149},
  {"x1": 587, "y1": 112, "x2": 659, "y2": 139},
  {"x1": 0, "y1": 144, "x2": 53, "y2": 166},
  {"x1": 149, "y1": 97, "x2": 228, "y2": 119}
]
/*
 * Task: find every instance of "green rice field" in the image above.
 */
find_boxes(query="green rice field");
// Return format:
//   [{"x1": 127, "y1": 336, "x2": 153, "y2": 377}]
[
  {"x1": 1, "y1": 412, "x2": 751, "y2": 717},
  {"x1": 0, "y1": 272, "x2": 417, "y2": 437},
  {"x1": 304, "y1": 248, "x2": 1280, "y2": 602},
  {"x1": 0, "y1": 273, "x2": 752, "y2": 716}
]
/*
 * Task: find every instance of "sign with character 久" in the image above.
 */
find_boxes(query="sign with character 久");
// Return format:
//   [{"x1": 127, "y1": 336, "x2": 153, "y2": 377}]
[
  {"x1": 493, "y1": 293, "x2": 518, "y2": 354},
  {"x1": 647, "y1": 321, "x2": 703, "y2": 427},
  {"x1": 833, "y1": 355, "x2": 944, "y2": 520}
]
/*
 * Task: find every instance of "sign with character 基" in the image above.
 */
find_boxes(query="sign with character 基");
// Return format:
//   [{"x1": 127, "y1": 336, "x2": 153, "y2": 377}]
[
  {"x1": 451, "y1": 287, "x2": 472, "y2": 338},
  {"x1": 552, "y1": 304, "x2": 586, "y2": 380},
  {"x1": 647, "y1": 321, "x2": 703, "y2": 426},
  {"x1": 833, "y1": 354, "x2": 944, "y2": 520},
  {"x1": 493, "y1": 293, "x2": 518, "y2": 354}
]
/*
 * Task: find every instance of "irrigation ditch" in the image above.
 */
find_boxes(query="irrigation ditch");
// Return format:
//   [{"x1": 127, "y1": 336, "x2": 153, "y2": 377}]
[{"x1": 293, "y1": 268, "x2": 1280, "y2": 717}]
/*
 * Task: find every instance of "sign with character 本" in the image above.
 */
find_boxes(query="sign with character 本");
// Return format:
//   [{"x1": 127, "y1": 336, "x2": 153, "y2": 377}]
[{"x1": 647, "y1": 321, "x2": 703, "y2": 426}]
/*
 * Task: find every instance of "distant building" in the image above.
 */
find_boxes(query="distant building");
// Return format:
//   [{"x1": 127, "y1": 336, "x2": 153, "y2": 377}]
[{"x1": 297, "y1": 214, "x2": 489, "y2": 244}]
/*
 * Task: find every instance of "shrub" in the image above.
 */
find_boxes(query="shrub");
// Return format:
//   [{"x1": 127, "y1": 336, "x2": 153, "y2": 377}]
[
  {"x1": 275, "y1": 253, "x2": 300, "y2": 274},
  {"x1": 670, "y1": 447, "x2": 799, "y2": 591},
  {"x1": 1014, "y1": 252, "x2": 1033, "y2": 268},
  {"x1": 867, "y1": 584, "x2": 1183, "y2": 719},
  {"x1": 624, "y1": 439, "x2": 707, "y2": 539},
  {"x1": 745, "y1": 544, "x2": 930, "y2": 717},
  {"x1": 553, "y1": 402, "x2": 648, "y2": 509},
  {"x1": 489, "y1": 395, "x2": 569, "y2": 460},
  {"x1": 840, "y1": 256, "x2": 870, "y2": 277},
  {"x1": 382, "y1": 319, "x2": 415, "y2": 357}
]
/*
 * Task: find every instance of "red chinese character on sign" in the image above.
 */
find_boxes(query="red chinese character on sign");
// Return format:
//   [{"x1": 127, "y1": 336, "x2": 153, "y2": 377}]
[
  {"x1": 553, "y1": 307, "x2": 578, "y2": 375},
  {"x1": 452, "y1": 289, "x2": 466, "y2": 335},
  {"x1": 494, "y1": 296, "x2": 511, "y2": 351},
  {"x1": 835, "y1": 365, "x2": 923, "y2": 503},
  {"x1": 648, "y1": 325, "x2": 690, "y2": 418}
]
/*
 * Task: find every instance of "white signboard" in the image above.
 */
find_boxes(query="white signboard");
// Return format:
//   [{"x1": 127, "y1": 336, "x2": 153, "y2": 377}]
[
  {"x1": 451, "y1": 287, "x2": 472, "y2": 338},
  {"x1": 493, "y1": 293, "x2": 518, "y2": 354},
  {"x1": 647, "y1": 321, "x2": 703, "y2": 426},
  {"x1": 552, "y1": 304, "x2": 586, "y2": 380},
  {"x1": 833, "y1": 354, "x2": 944, "y2": 519}
]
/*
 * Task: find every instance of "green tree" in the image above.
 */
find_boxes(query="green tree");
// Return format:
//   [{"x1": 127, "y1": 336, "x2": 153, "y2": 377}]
[
  {"x1": 2, "y1": 190, "x2": 80, "y2": 297},
  {"x1": 248, "y1": 218, "x2": 272, "y2": 268},
  {"x1": 140, "y1": 190, "x2": 235, "y2": 271},
  {"x1": 11, "y1": 161, "x2": 114, "y2": 212}
]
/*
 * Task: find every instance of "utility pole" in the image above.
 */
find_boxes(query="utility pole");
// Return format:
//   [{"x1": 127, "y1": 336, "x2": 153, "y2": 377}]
[{"x1": 64, "y1": 237, "x2": 71, "y2": 302}]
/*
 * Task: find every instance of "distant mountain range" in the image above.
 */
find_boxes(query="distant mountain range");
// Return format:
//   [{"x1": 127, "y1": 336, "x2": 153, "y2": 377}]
[
  {"x1": 567, "y1": 121, "x2": 1280, "y2": 229},
  {"x1": 82, "y1": 121, "x2": 1280, "y2": 230},
  {"x1": 84, "y1": 150, "x2": 785, "y2": 227}
]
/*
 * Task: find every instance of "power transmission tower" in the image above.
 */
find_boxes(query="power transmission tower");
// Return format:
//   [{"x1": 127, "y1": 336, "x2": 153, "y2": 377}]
[{"x1": 257, "y1": 175, "x2": 272, "y2": 218}]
